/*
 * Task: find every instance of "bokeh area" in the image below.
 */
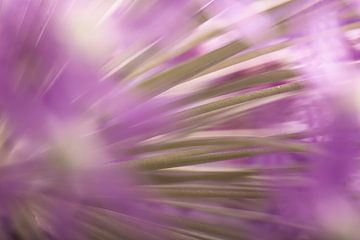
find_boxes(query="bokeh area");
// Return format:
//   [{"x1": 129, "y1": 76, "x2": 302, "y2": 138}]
[{"x1": 1, "y1": 0, "x2": 360, "y2": 239}]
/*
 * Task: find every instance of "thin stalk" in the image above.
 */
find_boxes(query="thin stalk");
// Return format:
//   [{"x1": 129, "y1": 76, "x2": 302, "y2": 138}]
[
  {"x1": 177, "y1": 82, "x2": 303, "y2": 118},
  {"x1": 129, "y1": 148, "x2": 273, "y2": 171},
  {"x1": 144, "y1": 165, "x2": 304, "y2": 184},
  {"x1": 179, "y1": 69, "x2": 298, "y2": 105},
  {"x1": 137, "y1": 41, "x2": 249, "y2": 95}
]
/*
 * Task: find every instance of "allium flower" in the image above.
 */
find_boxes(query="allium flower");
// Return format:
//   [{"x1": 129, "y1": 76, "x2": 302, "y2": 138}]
[
  {"x1": 253, "y1": 1, "x2": 360, "y2": 240},
  {"x1": 1, "y1": 0, "x2": 360, "y2": 239}
]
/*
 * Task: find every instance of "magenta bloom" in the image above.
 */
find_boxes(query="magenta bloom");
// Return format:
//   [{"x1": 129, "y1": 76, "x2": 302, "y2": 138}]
[
  {"x1": 252, "y1": 2, "x2": 360, "y2": 239},
  {"x1": 1, "y1": 0, "x2": 360, "y2": 239}
]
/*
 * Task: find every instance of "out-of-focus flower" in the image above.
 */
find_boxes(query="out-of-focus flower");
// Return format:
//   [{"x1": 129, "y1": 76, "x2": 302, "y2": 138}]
[
  {"x1": 2, "y1": 0, "x2": 360, "y2": 239},
  {"x1": 296, "y1": 2, "x2": 356, "y2": 94},
  {"x1": 253, "y1": 2, "x2": 360, "y2": 240}
]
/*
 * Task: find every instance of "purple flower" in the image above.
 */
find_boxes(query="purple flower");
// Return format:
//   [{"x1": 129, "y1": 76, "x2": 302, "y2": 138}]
[
  {"x1": 2, "y1": 0, "x2": 360, "y2": 239},
  {"x1": 292, "y1": 1, "x2": 357, "y2": 94},
  {"x1": 254, "y1": 2, "x2": 360, "y2": 239},
  {"x1": 0, "y1": 1, "x2": 177, "y2": 238}
]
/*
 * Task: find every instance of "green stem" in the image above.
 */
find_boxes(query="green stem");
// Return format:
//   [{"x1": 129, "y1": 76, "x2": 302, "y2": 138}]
[
  {"x1": 181, "y1": 69, "x2": 298, "y2": 105},
  {"x1": 144, "y1": 165, "x2": 304, "y2": 184},
  {"x1": 177, "y1": 82, "x2": 303, "y2": 118},
  {"x1": 126, "y1": 28, "x2": 224, "y2": 81},
  {"x1": 142, "y1": 185, "x2": 265, "y2": 199},
  {"x1": 130, "y1": 136, "x2": 309, "y2": 154},
  {"x1": 194, "y1": 41, "x2": 290, "y2": 78},
  {"x1": 137, "y1": 41, "x2": 249, "y2": 95},
  {"x1": 130, "y1": 148, "x2": 272, "y2": 171}
]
